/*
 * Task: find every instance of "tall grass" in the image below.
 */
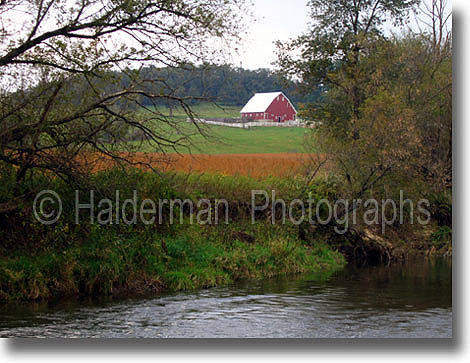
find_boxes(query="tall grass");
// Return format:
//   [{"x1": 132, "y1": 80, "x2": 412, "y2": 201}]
[
  {"x1": 0, "y1": 222, "x2": 345, "y2": 301},
  {"x1": 0, "y1": 167, "x2": 346, "y2": 302}
]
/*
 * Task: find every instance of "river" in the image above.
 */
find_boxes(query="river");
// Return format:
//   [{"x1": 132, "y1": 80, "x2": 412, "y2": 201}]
[{"x1": 0, "y1": 257, "x2": 452, "y2": 338}]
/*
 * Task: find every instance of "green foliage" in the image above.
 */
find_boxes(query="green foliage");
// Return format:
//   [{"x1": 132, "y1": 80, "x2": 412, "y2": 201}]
[
  {"x1": 139, "y1": 65, "x2": 321, "y2": 107},
  {"x1": 276, "y1": 0, "x2": 418, "y2": 101},
  {"x1": 150, "y1": 103, "x2": 242, "y2": 119},
  {"x1": 0, "y1": 166, "x2": 346, "y2": 301},
  {"x1": 0, "y1": 163, "x2": 15, "y2": 204},
  {"x1": 430, "y1": 226, "x2": 452, "y2": 249},
  {"x1": 277, "y1": 0, "x2": 452, "y2": 206},
  {"x1": 428, "y1": 192, "x2": 452, "y2": 227},
  {"x1": 0, "y1": 222, "x2": 345, "y2": 301},
  {"x1": 166, "y1": 171, "x2": 294, "y2": 202}
]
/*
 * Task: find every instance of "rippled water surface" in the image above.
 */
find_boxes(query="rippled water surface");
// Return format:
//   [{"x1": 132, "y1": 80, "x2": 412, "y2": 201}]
[{"x1": 0, "y1": 257, "x2": 452, "y2": 338}]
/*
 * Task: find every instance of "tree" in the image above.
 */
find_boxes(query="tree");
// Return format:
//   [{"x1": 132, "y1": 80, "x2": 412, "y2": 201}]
[
  {"x1": 276, "y1": 0, "x2": 451, "y2": 232},
  {"x1": 408, "y1": 0, "x2": 452, "y2": 190},
  {"x1": 316, "y1": 30, "x2": 451, "y2": 216},
  {"x1": 137, "y1": 64, "x2": 318, "y2": 107},
  {"x1": 276, "y1": 0, "x2": 418, "y2": 132},
  {"x1": 0, "y1": 0, "x2": 247, "y2": 213}
]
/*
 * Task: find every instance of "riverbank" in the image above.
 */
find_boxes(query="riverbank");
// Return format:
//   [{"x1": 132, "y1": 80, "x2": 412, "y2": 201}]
[
  {"x1": 0, "y1": 167, "x2": 449, "y2": 302},
  {"x1": 0, "y1": 221, "x2": 345, "y2": 302},
  {"x1": 0, "y1": 256, "x2": 452, "y2": 337}
]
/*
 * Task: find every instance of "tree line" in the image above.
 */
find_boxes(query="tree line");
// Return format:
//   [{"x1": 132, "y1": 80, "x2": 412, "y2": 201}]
[{"x1": 134, "y1": 64, "x2": 322, "y2": 107}]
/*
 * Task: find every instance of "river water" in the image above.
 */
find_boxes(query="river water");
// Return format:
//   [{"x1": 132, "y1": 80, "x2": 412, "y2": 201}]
[{"x1": 0, "y1": 257, "x2": 452, "y2": 338}]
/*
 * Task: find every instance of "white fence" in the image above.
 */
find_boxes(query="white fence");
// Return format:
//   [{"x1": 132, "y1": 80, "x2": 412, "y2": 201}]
[{"x1": 187, "y1": 118, "x2": 306, "y2": 128}]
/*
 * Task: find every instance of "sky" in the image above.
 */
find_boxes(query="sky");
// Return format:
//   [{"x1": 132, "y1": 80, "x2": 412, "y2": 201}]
[
  {"x1": 233, "y1": 0, "x2": 311, "y2": 70},
  {"x1": 234, "y1": 0, "x2": 452, "y2": 70}
]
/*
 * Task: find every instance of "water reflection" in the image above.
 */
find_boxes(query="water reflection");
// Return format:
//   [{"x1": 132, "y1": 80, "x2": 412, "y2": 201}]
[{"x1": 0, "y1": 257, "x2": 452, "y2": 338}]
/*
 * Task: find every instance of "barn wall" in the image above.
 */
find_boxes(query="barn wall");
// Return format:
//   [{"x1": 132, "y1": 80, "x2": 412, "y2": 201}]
[
  {"x1": 265, "y1": 95, "x2": 296, "y2": 122},
  {"x1": 240, "y1": 94, "x2": 297, "y2": 122},
  {"x1": 241, "y1": 112, "x2": 265, "y2": 121}
]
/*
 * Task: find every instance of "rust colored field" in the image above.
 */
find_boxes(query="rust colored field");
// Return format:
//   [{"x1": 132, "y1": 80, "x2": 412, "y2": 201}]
[
  {"x1": 86, "y1": 152, "x2": 317, "y2": 177},
  {"x1": 159, "y1": 153, "x2": 312, "y2": 177}
]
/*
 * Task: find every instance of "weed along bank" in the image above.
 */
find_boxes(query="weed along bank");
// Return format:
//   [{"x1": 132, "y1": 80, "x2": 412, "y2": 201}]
[{"x1": 74, "y1": 189, "x2": 230, "y2": 226}]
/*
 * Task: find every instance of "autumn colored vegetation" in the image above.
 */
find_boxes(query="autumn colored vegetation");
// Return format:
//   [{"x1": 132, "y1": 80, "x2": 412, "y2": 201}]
[
  {"x1": 85, "y1": 152, "x2": 314, "y2": 178},
  {"x1": 160, "y1": 153, "x2": 311, "y2": 177}
]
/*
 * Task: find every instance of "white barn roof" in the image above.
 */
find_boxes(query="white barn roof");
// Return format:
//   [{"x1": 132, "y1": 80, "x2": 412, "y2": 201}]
[{"x1": 240, "y1": 92, "x2": 295, "y2": 113}]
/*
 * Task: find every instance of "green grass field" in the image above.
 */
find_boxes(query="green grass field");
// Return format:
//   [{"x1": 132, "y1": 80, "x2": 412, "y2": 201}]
[
  {"x1": 152, "y1": 103, "x2": 242, "y2": 119},
  {"x1": 134, "y1": 103, "x2": 310, "y2": 154},
  {"x1": 149, "y1": 125, "x2": 308, "y2": 154}
]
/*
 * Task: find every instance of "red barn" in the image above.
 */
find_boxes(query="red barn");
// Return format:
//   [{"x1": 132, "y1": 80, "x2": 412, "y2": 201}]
[{"x1": 240, "y1": 92, "x2": 297, "y2": 122}]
